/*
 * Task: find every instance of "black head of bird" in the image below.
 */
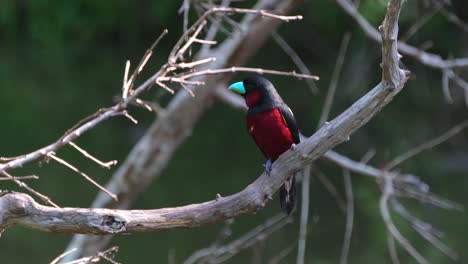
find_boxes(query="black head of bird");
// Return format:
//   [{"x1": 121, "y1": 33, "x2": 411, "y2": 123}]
[{"x1": 228, "y1": 75, "x2": 284, "y2": 111}]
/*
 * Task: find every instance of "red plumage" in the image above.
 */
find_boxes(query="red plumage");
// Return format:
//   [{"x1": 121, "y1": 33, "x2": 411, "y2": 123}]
[{"x1": 247, "y1": 108, "x2": 295, "y2": 162}]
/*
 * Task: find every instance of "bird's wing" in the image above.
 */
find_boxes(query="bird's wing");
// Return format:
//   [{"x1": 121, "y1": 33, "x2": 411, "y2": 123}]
[{"x1": 279, "y1": 105, "x2": 300, "y2": 144}]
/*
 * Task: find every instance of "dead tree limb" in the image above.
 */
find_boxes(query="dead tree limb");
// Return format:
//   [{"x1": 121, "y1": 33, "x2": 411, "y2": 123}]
[{"x1": 0, "y1": 0, "x2": 409, "y2": 237}]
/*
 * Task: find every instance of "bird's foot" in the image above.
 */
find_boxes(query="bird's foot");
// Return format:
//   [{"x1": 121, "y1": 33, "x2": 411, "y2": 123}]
[
  {"x1": 290, "y1": 143, "x2": 297, "y2": 150},
  {"x1": 264, "y1": 159, "x2": 273, "y2": 176},
  {"x1": 290, "y1": 143, "x2": 307, "y2": 160}
]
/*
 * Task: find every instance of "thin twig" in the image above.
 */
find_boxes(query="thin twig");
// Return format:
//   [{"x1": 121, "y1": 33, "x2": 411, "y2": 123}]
[
  {"x1": 394, "y1": 185, "x2": 464, "y2": 211},
  {"x1": 385, "y1": 120, "x2": 468, "y2": 170},
  {"x1": 179, "y1": 0, "x2": 191, "y2": 33},
  {"x1": 340, "y1": 169, "x2": 354, "y2": 264},
  {"x1": 1, "y1": 171, "x2": 59, "y2": 207},
  {"x1": 360, "y1": 148, "x2": 376, "y2": 164},
  {"x1": 124, "y1": 29, "x2": 169, "y2": 103},
  {"x1": 60, "y1": 246, "x2": 120, "y2": 264},
  {"x1": 380, "y1": 173, "x2": 429, "y2": 264},
  {"x1": 318, "y1": 32, "x2": 351, "y2": 128},
  {"x1": 272, "y1": 32, "x2": 319, "y2": 94},
  {"x1": 162, "y1": 67, "x2": 319, "y2": 81},
  {"x1": 441, "y1": 9, "x2": 468, "y2": 33},
  {"x1": 169, "y1": 7, "x2": 303, "y2": 63},
  {"x1": 387, "y1": 233, "x2": 400, "y2": 264},
  {"x1": 122, "y1": 60, "x2": 131, "y2": 99},
  {"x1": 0, "y1": 175, "x2": 39, "y2": 181},
  {"x1": 50, "y1": 248, "x2": 78, "y2": 264},
  {"x1": 400, "y1": 4, "x2": 442, "y2": 42},
  {"x1": 268, "y1": 241, "x2": 298, "y2": 264},
  {"x1": 335, "y1": 0, "x2": 468, "y2": 69},
  {"x1": 391, "y1": 199, "x2": 458, "y2": 260},
  {"x1": 134, "y1": 99, "x2": 165, "y2": 114},
  {"x1": 121, "y1": 110, "x2": 139, "y2": 125},
  {"x1": 177, "y1": 57, "x2": 217, "y2": 69},
  {"x1": 156, "y1": 80, "x2": 176, "y2": 94},
  {"x1": 446, "y1": 69, "x2": 468, "y2": 105},
  {"x1": 69, "y1": 142, "x2": 117, "y2": 169},
  {"x1": 48, "y1": 153, "x2": 118, "y2": 202},
  {"x1": 296, "y1": 166, "x2": 310, "y2": 264},
  {"x1": 200, "y1": 0, "x2": 232, "y2": 55},
  {"x1": 184, "y1": 214, "x2": 289, "y2": 264},
  {"x1": 173, "y1": 20, "x2": 208, "y2": 63},
  {"x1": 441, "y1": 69, "x2": 453, "y2": 103}
]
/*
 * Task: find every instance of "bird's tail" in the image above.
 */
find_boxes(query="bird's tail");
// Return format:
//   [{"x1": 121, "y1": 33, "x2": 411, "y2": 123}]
[{"x1": 279, "y1": 175, "x2": 297, "y2": 215}]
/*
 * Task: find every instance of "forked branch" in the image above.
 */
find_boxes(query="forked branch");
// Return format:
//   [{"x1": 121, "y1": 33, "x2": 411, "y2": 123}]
[{"x1": 0, "y1": 0, "x2": 409, "y2": 236}]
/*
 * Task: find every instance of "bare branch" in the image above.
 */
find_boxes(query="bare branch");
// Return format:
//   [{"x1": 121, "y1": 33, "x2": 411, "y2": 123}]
[
  {"x1": 177, "y1": 57, "x2": 217, "y2": 69},
  {"x1": 268, "y1": 241, "x2": 298, "y2": 264},
  {"x1": 400, "y1": 5, "x2": 442, "y2": 42},
  {"x1": 168, "y1": 6, "x2": 304, "y2": 64},
  {"x1": 360, "y1": 148, "x2": 376, "y2": 164},
  {"x1": 442, "y1": 69, "x2": 453, "y2": 103},
  {"x1": 121, "y1": 110, "x2": 139, "y2": 125},
  {"x1": 272, "y1": 32, "x2": 319, "y2": 94},
  {"x1": 69, "y1": 142, "x2": 117, "y2": 169},
  {"x1": 441, "y1": 9, "x2": 468, "y2": 33},
  {"x1": 447, "y1": 69, "x2": 468, "y2": 92},
  {"x1": 47, "y1": 153, "x2": 118, "y2": 202},
  {"x1": 296, "y1": 166, "x2": 311, "y2": 264},
  {"x1": 318, "y1": 32, "x2": 351, "y2": 128},
  {"x1": 184, "y1": 214, "x2": 288, "y2": 264},
  {"x1": 58, "y1": 247, "x2": 120, "y2": 264},
  {"x1": 340, "y1": 170, "x2": 354, "y2": 264},
  {"x1": 122, "y1": 60, "x2": 131, "y2": 99},
  {"x1": 391, "y1": 199, "x2": 458, "y2": 261},
  {"x1": 160, "y1": 67, "x2": 319, "y2": 82},
  {"x1": 173, "y1": 20, "x2": 208, "y2": 63},
  {"x1": 336, "y1": 0, "x2": 468, "y2": 69},
  {"x1": 384, "y1": 120, "x2": 468, "y2": 170},
  {"x1": 1, "y1": 171, "x2": 59, "y2": 208},
  {"x1": 387, "y1": 233, "x2": 400, "y2": 264},
  {"x1": 50, "y1": 248, "x2": 78, "y2": 264},
  {"x1": 200, "y1": 0, "x2": 232, "y2": 56},
  {"x1": 0, "y1": 175, "x2": 39, "y2": 181},
  {"x1": 179, "y1": 0, "x2": 191, "y2": 33},
  {"x1": 380, "y1": 173, "x2": 428, "y2": 264},
  {"x1": 394, "y1": 184, "x2": 463, "y2": 211}
]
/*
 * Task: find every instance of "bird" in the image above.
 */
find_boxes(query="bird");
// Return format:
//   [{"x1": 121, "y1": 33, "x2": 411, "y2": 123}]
[{"x1": 228, "y1": 75, "x2": 299, "y2": 215}]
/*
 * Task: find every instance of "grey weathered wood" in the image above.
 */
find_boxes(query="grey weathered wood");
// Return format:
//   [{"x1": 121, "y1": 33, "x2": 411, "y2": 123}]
[{"x1": 0, "y1": 0, "x2": 408, "y2": 238}]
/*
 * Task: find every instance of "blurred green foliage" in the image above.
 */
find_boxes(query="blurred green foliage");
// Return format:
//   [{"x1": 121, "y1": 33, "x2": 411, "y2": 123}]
[{"x1": 1, "y1": 0, "x2": 468, "y2": 263}]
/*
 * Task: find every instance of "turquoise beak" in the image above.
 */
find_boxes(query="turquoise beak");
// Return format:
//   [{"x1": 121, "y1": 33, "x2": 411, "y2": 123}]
[{"x1": 228, "y1": 82, "x2": 246, "y2": 95}]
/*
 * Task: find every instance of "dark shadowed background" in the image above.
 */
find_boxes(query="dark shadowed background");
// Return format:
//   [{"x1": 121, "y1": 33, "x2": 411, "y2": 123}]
[{"x1": 1, "y1": 0, "x2": 468, "y2": 263}]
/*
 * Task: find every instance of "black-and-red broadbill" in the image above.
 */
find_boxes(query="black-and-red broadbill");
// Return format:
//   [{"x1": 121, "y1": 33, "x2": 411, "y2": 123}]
[{"x1": 228, "y1": 76, "x2": 299, "y2": 215}]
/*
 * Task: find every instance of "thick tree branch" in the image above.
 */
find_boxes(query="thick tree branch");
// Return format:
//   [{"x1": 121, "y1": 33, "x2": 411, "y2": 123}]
[{"x1": 0, "y1": 0, "x2": 409, "y2": 236}]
